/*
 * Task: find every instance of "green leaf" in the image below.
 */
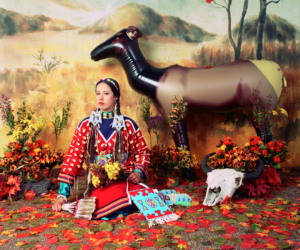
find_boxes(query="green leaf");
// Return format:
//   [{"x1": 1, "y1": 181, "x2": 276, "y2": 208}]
[
  {"x1": 274, "y1": 235, "x2": 289, "y2": 240},
  {"x1": 251, "y1": 224, "x2": 260, "y2": 231},
  {"x1": 6, "y1": 131, "x2": 13, "y2": 136},
  {"x1": 99, "y1": 222, "x2": 114, "y2": 232},
  {"x1": 272, "y1": 163, "x2": 281, "y2": 169},
  {"x1": 20, "y1": 240, "x2": 37, "y2": 249},
  {"x1": 191, "y1": 212, "x2": 202, "y2": 218},
  {"x1": 278, "y1": 242, "x2": 292, "y2": 249},
  {"x1": 128, "y1": 242, "x2": 140, "y2": 248},
  {"x1": 172, "y1": 226, "x2": 185, "y2": 233},
  {"x1": 220, "y1": 216, "x2": 237, "y2": 224},
  {"x1": 191, "y1": 235, "x2": 203, "y2": 240},
  {"x1": 212, "y1": 205, "x2": 220, "y2": 213},
  {"x1": 68, "y1": 245, "x2": 81, "y2": 250},
  {"x1": 210, "y1": 237, "x2": 226, "y2": 245},
  {"x1": 155, "y1": 236, "x2": 170, "y2": 248},
  {"x1": 201, "y1": 241, "x2": 211, "y2": 246},
  {"x1": 204, "y1": 216, "x2": 218, "y2": 221},
  {"x1": 237, "y1": 215, "x2": 248, "y2": 222},
  {"x1": 229, "y1": 237, "x2": 242, "y2": 245}
]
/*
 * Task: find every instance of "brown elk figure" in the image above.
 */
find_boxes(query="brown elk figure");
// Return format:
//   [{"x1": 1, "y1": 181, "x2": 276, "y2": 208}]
[{"x1": 91, "y1": 26, "x2": 286, "y2": 181}]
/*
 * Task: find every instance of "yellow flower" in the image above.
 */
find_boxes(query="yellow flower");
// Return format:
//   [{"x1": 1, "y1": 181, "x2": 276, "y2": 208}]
[
  {"x1": 34, "y1": 148, "x2": 41, "y2": 154},
  {"x1": 271, "y1": 110, "x2": 278, "y2": 116},
  {"x1": 220, "y1": 145, "x2": 227, "y2": 151},
  {"x1": 258, "y1": 141, "x2": 264, "y2": 145},
  {"x1": 279, "y1": 108, "x2": 288, "y2": 117},
  {"x1": 244, "y1": 142, "x2": 250, "y2": 147},
  {"x1": 92, "y1": 175, "x2": 100, "y2": 187},
  {"x1": 43, "y1": 144, "x2": 49, "y2": 149}
]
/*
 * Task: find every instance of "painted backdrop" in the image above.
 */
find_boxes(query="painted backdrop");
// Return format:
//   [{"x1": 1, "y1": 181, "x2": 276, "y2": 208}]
[{"x1": 0, "y1": 0, "x2": 299, "y2": 167}]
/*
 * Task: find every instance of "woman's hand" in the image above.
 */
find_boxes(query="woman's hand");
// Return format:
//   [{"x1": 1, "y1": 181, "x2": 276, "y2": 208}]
[
  {"x1": 128, "y1": 172, "x2": 141, "y2": 184},
  {"x1": 52, "y1": 198, "x2": 66, "y2": 212}
]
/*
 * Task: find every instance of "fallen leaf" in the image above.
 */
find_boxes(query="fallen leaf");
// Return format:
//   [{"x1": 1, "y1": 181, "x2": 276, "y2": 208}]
[
  {"x1": 24, "y1": 190, "x2": 36, "y2": 201},
  {"x1": 45, "y1": 236, "x2": 58, "y2": 244}
]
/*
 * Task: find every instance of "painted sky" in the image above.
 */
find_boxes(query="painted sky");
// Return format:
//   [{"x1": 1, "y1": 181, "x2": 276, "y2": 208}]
[{"x1": 1, "y1": 0, "x2": 299, "y2": 34}]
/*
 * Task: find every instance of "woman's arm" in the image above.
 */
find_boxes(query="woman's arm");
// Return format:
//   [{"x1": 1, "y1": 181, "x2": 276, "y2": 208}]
[
  {"x1": 126, "y1": 120, "x2": 150, "y2": 181},
  {"x1": 53, "y1": 119, "x2": 90, "y2": 210}
]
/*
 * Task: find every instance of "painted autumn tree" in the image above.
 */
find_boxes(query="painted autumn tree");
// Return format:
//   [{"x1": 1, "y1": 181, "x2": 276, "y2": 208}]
[
  {"x1": 256, "y1": 0, "x2": 281, "y2": 59},
  {"x1": 206, "y1": 0, "x2": 249, "y2": 61}
]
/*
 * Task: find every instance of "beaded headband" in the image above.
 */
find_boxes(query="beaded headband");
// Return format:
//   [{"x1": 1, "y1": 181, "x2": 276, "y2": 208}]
[{"x1": 100, "y1": 78, "x2": 119, "y2": 91}]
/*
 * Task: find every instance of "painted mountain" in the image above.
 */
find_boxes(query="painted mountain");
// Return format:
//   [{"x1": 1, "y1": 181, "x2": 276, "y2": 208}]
[
  {"x1": 0, "y1": 8, "x2": 78, "y2": 38},
  {"x1": 79, "y1": 3, "x2": 216, "y2": 43},
  {"x1": 223, "y1": 14, "x2": 300, "y2": 44}
]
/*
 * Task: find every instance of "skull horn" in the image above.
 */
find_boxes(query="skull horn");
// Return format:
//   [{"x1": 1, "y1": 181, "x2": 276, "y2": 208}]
[
  {"x1": 201, "y1": 152, "x2": 264, "y2": 181},
  {"x1": 201, "y1": 152, "x2": 216, "y2": 174},
  {"x1": 243, "y1": 159, "x2": 264, "y2": 181}
]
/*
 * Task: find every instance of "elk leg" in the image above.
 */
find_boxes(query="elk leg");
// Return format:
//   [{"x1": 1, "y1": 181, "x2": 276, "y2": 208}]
[
  {"x1": 172, "y1": 120, "x2": 196, "y2": 181},
  {"x1": 172, "y1": 120, "x2": 190, "y2": 150}
]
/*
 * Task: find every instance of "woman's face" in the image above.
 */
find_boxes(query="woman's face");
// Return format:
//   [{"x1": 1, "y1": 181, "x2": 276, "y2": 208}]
[{"x1": 96, "y1": 83, "x2": 118, "y2": 112}]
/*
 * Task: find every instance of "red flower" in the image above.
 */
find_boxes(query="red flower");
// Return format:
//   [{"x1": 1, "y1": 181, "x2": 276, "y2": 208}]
[
  {"x1": 13, "y1": 143, "x2": 22, "y2": 149},
  {"x1": 35, "y1": 140, "x2": 46, "y2": 146},
  {"x1": 276, "y1": 147, "x2": 282, "y2": 153},
  {"x1": 261, "y1": 150, "x2": 269, "y2": 156},
  {"x1": 28, "y1": 149, "x2": 36, "y2": 157},
  {"x1": 26, "y1": 142, "x2": 32, "y2": 147},
  {"x1": 269, "y1": 146, "x2": 276, "y2": 151},
  {"x1": 12, "y1": 149, "x2": 19, "y2": 155},
  {"x1": 5, "y1": 152, "x2": 12, "y2": 158},
  {"x1": 223, "y1": 140, "x2": 232, "y2": 146},
  {"x1": 206, "y1": 0, "x2": 214, "y2": 3},
  {"x1": 250, "y1": 139, "x2": 258, "y2": 146},
  {"x1": 277, "y1": 141, "x2": 284, "y2": 148},
  {"x1": 267, "y1": 141, "x2": 275, "y2": 147},
  {"x1": 273, "y1": 156, "x2": 281, "y2": 163}
]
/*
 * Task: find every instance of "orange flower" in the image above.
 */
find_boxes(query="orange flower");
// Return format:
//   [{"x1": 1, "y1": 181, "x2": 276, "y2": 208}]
[
  {"x1": 10, "y1": 165, "x2": 17, "y2": 171},
  {"x1": 5, "y1": 152, "x2": 12, "y2": 158},
  {"x1": 33, "y1": 165, "x2": 40, "y2": 171},
  {"x1": 48, "y1": 122, "x2": 54, "y2": 128}
]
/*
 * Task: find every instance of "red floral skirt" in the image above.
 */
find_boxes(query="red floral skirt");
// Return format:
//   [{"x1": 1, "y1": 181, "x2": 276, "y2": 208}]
[{"x1": 90, "y1": 180, "x2": 145, "y2": 219}]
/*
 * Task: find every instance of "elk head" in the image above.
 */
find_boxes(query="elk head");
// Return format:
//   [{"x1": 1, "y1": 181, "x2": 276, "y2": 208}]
[{"x1": 91, "y1": 26, "x2": 143, "y2": 62}]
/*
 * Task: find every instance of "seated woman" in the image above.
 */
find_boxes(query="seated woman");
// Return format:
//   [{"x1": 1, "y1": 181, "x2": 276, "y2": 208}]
[{"x1": 52, "y1": 78, "x2": 191, "y2": 220}]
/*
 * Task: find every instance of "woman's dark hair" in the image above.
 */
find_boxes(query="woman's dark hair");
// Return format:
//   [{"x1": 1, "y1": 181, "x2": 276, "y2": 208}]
[{"x1": 95, "y1": 78, "x2": 121, "y2": 115}]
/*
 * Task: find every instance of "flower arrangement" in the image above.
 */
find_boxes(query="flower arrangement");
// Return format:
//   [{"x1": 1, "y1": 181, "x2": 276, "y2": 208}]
[
  {"x1": 149, "y1": 145, "x2": 199, "y2": 178},
  {"x1": 138, "y1": 95, "x2": 152, "y2": 147},
  {"x1": 51, "y1": 97, "x2": 73, "y2": 150},
  {"x1": 0, "y1": 95, "x2": 47, "y2": 145},
  {"x1": 0, "y1": 140, "x2": 65, "y2": 183},
  {"x1": 148, "y1": 115, "x2": 163, "y2": 148},
  {"x1": 250, "y1": 88, "x2": 288, "y2": 143},
  {"x1": 168, "y1": 95, "x2": 187, "y2": 134},
  {"x1": 89, "y1": 153, "x2": 130, "y2": 188},
  {"x1": 244, "y1": 136, "x2": 292, "y2": 168},
  {"x1": 206, "y1": 137, "x2": 260, "y2": 173}
]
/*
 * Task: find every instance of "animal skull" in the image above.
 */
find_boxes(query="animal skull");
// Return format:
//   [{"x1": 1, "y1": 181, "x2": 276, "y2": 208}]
[{"x1": 203, "y1": 169, "x2": 244, "y2": 206}]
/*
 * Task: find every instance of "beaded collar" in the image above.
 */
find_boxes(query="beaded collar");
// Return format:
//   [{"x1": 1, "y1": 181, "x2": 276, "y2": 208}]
[{"x1": 102, "y1": 110, "x2": 114, "y2": 119}]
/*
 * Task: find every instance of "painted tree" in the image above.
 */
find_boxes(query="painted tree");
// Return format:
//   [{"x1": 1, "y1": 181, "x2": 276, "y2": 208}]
[
  {"x1": 256, "y1": 0, "x2": 281, "y2": 60},
  {"x1": 206, "y1": 0, "x2": 248, "y2": 61}
]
